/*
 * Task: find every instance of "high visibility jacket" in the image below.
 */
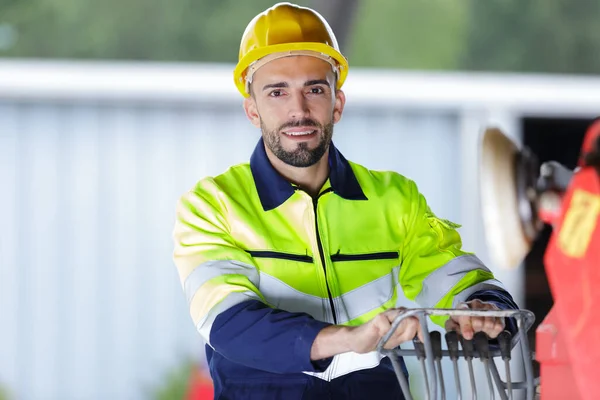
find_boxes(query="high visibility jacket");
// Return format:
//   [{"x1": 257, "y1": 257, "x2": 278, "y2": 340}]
[{"x1": 173, "y1": 138, "x2": 517, "y2": 400}]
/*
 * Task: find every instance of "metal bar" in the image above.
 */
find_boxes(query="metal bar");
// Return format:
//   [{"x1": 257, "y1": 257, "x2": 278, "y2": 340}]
[
  {"x1": 483, "y1": 359, "x2": 496, "y2": 400},
  {"x1": 507, "y1": 381, "x2": 533, "y2": 390},
  {"x1": 474, "y1": 332, "x2": 495, "y2": 400},
  {"x1": 418, "y1": 314, "x2": 438, "y2": 400},
  {"x1": 435, "y1": 359, "x2": 446, "y2": 400},
  {"x1": 419, "y1": 357, "x2": 431, "y2": 400},
  {"x1": 394, "y1": 349, "x2": 507, "y2": 358},
  {"x1": 467, "y1": 358, "x2": 477, "y2": 400},
  {"x1": 431, "y1": 331, "x2": 446, "y2": 400},
  {"x1": 505, "y1": 358, "x2": 513, "y2": 400},
  {"x1": 388, "y1": 352, "x2": 413, "y2": 400},
  {"x1": 489, "y1": 360, "x2": 509, "y2": 400},
  {"x1": 414, "y1": 337, "x2": 430, "y2": 400},
  {"x1": 517, "y1": 316, "x2": 535, "y2": 400},
  {"x1": 452, "y1": 358, "x2": 462, "y2": 400},
  {"x1": 461, "y1": 337, "x2": 477, "y2": 400}
]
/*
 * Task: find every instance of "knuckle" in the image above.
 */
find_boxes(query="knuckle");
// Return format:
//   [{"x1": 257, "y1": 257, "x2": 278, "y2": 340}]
[{"x1": 374, "y1": 314, "x2": 387, "y2": 323}]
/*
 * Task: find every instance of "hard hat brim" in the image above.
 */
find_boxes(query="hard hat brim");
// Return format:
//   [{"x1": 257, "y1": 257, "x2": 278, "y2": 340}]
[{"x1": 233, "y1": 42, "x2": 349, "y2": 98}]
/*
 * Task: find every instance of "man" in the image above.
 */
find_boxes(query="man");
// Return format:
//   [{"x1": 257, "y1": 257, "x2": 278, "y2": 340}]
[{"x1": 173, "y1": 3, "x2": 518, "y2": 399}]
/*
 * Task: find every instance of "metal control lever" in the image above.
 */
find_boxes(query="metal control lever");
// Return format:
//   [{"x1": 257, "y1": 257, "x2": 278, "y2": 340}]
[
  {"x1": 498, "y1": 331, "x2": 513, "y2": 400},
  {"x1": 414, "y1": 338, "x2": 431, "y2": 400},
  {"x1": 461, "y1": 336, "x2": 477, "y2": 400},
  {"x1": 445, "y1": 331, "x2": 462, "y2": 400},
  {"x1": 474, "y1": 332, "x2": 495, "y2": 400},
  {"x1": 430, "y1": 331, "x2": 446, "y2": 400}
]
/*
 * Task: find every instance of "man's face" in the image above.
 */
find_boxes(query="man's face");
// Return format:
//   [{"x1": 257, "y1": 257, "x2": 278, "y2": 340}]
[{"x1": 243, "y1": 55, "x2": 346, "y2": 167}]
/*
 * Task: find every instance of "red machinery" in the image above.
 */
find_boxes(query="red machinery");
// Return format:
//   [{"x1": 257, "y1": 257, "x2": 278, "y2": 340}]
[
  {"x1": 481, "y1": 120, "x2": 600, "y2": 400},
  {"x1": 536, "y1": 120, "x2": 600, "y2": 400}
]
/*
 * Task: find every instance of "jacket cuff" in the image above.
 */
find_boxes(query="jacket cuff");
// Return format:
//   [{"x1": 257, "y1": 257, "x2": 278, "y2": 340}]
[{"x1": 295, "y1": 320, "x2": 334, "y2": 372}]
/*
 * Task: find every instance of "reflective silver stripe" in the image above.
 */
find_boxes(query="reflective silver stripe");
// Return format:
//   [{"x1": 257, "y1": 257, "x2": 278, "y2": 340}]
[
  {"x1": 259, "y1": 267, "x2": 401, "y2": 325},
  {"x1": 336, "y1": 266, "x2": 400, "y2": 324},
  {"x1": 191, "y1": 262, "x2": 403, "y2": 335},
  {"x1": 415, "y1": 254, "x2": 491, "y2": 307},
  {"x1": 184, "y1": 260, "x2": 259, "y2": 304},
  {"x1": 451, "y1": 279, "x2": 506, "y2": 307},
  {"x1": 304, "y1": 351, "x2": 384, "y2": 381},
  {"x1": 259, "y1": 272, "x2": 329, "y2": 322},
  {"x1": 197, "y1": 290, "x2": 262, "y2": 345}
]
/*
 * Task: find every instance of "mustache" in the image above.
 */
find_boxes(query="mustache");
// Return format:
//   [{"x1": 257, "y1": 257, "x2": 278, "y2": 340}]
[{"x1": 278, "y1": 118, "x2": 321, "y2": 132}]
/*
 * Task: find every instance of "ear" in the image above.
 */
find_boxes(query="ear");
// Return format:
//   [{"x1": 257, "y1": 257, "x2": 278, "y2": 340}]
[
  {"x1": 243, "y1": 96, "x2": 261, "y2": 128},
  {"x1": 333, "y1": 89, "x2": 346, "y2": 124}
]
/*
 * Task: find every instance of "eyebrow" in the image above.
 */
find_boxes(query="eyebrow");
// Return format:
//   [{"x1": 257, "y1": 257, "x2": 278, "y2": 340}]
[
  {"x1": 262, "y1": 79, "x2": 330, "y2": 91},
  {"x1": 304, "y1": 79, "x2": 330, "y2": 87},
  {"x1": 262, "y1": 82, "x2": 288, "y2": 91}
]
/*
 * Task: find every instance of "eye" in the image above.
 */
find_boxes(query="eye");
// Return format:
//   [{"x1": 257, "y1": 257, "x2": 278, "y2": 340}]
[
  {"x1": 309, "y1": 87, "x2": 324, "y2": 94},
  {"x1": 269, "y1": 90, "x2": 283, "y2": 97}
]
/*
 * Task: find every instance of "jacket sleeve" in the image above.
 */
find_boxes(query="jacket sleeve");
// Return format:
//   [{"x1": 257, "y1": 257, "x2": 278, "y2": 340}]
[
  {"x1": 399, "y1": 179, "x2": 519, "y2": 328},
  {"x1": 172, "y1": 181, "x2": 332, "y2": 374}
]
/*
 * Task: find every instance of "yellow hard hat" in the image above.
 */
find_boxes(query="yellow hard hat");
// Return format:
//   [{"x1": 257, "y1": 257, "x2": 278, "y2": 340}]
[{"x1": 233, "y1": 2, "x2": 349, "y2": 97}]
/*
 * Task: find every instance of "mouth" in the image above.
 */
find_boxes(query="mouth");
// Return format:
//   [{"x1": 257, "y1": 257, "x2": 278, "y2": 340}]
[{"x1": 281, "y1": 126, "x2": 318, "y2": 139}]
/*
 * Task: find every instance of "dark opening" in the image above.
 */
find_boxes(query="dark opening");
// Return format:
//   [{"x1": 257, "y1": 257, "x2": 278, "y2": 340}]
[{"x1": 521, "y1": 116, "x2": 593, "y2": 375}]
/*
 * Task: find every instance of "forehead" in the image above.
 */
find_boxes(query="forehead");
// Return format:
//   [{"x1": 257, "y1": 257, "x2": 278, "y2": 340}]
[{"x1": 252, "y1": 55, "x2": 336, "y2": 84}]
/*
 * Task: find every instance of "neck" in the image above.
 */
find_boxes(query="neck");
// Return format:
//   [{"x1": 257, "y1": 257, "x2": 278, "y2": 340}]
[{"x1": 266, "y1": 147, "x2": 330, "y2": 198}]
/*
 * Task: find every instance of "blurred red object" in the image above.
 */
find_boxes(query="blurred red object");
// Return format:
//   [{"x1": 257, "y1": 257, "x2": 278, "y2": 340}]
[
  {"x1": 187, "y1": 364, "x2": 214, "y2": 400},
  {"x1": 537, "y1": 121, "x2": 600, "y2": 400}
]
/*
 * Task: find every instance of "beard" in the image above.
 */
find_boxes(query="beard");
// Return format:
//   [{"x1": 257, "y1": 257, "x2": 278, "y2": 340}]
[{"x1": 261, "y1": 117, "x2": 334, "y2": 168}]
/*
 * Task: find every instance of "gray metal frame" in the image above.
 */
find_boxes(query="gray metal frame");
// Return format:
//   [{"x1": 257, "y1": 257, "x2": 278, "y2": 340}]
[{"x1": 376, "y1": 309, "x2": 536, "y2": 400}]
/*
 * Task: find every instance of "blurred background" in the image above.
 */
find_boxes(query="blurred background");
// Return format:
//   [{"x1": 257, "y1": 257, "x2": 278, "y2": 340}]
[{"x1": 1, "y1": 0, "x2": 600, "y2": 399}]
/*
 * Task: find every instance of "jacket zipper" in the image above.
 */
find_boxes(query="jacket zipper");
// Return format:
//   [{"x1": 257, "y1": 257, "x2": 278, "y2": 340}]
[
  {"x1": 330, "y1": 251, "x2": 399, "y2": 262},
  {"x1": 246, "y1": 250, "x2": 313, "y2": 263},
  {"x1": 312, "y1": 188, "x2": 338, "y2": 325}
]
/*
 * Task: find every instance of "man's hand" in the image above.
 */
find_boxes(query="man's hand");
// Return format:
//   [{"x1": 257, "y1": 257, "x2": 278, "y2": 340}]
[
  {"x1": 348, "y1": 308, "x2": 424, "y2": 354},
  {"x1": 310, "y1": 308, "x2": 423, "y2": 361},
  {"x1": 445, "y1": 299, "x2": 505, "y2": 340}
]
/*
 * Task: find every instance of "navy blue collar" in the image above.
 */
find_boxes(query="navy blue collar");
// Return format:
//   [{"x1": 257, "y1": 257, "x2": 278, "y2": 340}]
[{"x1": 250, "y1": 138, "x2": 368, "y2": 211}]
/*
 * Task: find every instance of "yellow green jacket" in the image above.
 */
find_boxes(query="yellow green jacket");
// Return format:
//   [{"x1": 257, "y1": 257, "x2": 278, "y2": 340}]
[{"x1": 173, "y1": 138, "x2": 516, "y2": 388}]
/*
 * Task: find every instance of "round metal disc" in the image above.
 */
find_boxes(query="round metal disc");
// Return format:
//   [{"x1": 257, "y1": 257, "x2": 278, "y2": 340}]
[{"x1": 479, "y1": 128, "x2": 533, "y2": 269}]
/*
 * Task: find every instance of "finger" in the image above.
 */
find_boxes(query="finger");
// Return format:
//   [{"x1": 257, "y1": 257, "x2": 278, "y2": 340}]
[
  {"x1": 471, "y1": 316, "x2": 484, "y2": 332},
  {"x1": 456, "y1": 313, "x2": 474, "y2": 340},
  {"x1": 456, "y1": 301, "x2": 479, "y2": 340},
  {"x1": 385, "y1": 317, "x2": 419, "y2": 348},
  {"x1": 378, "y1": 313, "x2": 401, "y2": 349},
  {"x1": 371, "y1": 314, "x2": 395, "y2": 350},
  {"x1": 467, "y1": 299, "x2": 486, "y2": 331},
  {"x1": 460, "y1": 317, "x2": 474, "y2": 339},
  {"x1": 445, "y1": 317, "x2": 460, "y2": 333},
  {"x1": 394, "y1": 318, "x2": 417, "y2": 343},
  {"x1": 383, "y1": 309, "x2": 401, "y2": 323},
  {"x1": 483, "y1": 316, "x2": 496, "y2": 332},
  {"x1": 484, "y1": 317, "x2": 505, "y2": 339},
  {"x1": 373, "y1": 313, "x2": 392, "y2": 337}
]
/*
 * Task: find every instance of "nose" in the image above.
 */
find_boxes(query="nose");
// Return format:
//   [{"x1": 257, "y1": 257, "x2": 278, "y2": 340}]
[{"x1": 287, "y1": 91, "x2": 310, "y2": 121}]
